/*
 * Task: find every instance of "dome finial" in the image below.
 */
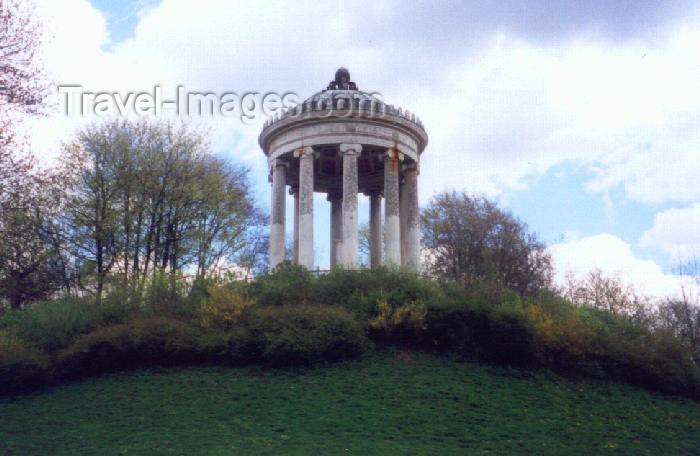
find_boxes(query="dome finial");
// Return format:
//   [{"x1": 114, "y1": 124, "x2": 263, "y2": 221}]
[{"x1": 327, "y1": 67, "x2": 357, "y2": 90}]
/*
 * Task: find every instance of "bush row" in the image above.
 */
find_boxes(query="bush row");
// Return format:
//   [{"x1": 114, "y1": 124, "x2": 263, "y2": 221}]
[
  {"x1": 256, "y1": 266, "x2": 700, "y2": 399},
  {"x1": 1, "y1": 266, "x2": 699, "y2": 400},
  {"x1": 0, "y1": 305, "x2": 369, "y2": 395},
  {"x1": 419, "y1": 295, "x2": 700, "y2": 398}
]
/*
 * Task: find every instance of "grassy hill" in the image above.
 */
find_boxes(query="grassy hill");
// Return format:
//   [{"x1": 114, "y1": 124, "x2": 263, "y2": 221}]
[{"x1": 2, "y1": 351, "x2": 698, "y2": 455}]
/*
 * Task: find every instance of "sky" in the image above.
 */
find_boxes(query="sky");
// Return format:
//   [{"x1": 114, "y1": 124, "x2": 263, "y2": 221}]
[{"x1": 26, "y1": 0, "x2": 700, "y2": 298}]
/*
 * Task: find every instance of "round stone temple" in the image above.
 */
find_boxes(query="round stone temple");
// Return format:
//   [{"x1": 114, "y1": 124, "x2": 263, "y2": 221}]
[{"x1": 259, "y1": 68, "x2": 428, "y2": 270}]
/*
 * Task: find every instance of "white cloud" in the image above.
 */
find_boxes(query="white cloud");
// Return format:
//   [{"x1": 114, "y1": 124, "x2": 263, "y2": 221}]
[
  {"x1": 549, "y1": 233, "x2": 683, "y2": 298},
  {"x1": 30, "y1": 0, "x2": 165, "y2": 162},
  {"x1": 413, "y1": 26, "x2": 700, "y2": 202},
  {"x1": 28, "y1": 0, "x2": 700, "y2": 208},
  {"x1": 22, "y1": 0, "x2": 700, "y2": 276},
  {"x1": 640, "y1": 203, "x2": 700, "y2": 259}
]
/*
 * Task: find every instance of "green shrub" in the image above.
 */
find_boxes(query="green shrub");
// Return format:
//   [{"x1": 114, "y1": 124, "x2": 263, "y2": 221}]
[
  {"x1": 98, "y1": 272, "x2": 210, "y2": 320},
  {"x1": 186, "y1": 275, "x2": 219, "y2": 307},
  {"x1": 520, "y1": 293, "x2": 700, "y2": 399},
  {"x1": 419, "y1": 297, "x2": 537, "y2": 366},
  {"x1": 193, "y1": 327, "x2": 254, "y2": 365},
  {"x1": 140, "y1": 272, "x2": 197, "y2": 318},
  {"x1": 0, "y1": 329, "x2": 50, "y2": 394},
  {"x1": 2, "y1": 270, "x2": 699, "y2": 401},
  {"x1": 641, "y1": 332, "x2": 700, "y2": 398},
  {"x1": 583, "y1": 319, "x2": 700, "y2": 398},
  {"x1": 368, "y1": 294, "x2": 427, "y2": 343},
  {"x1": 100, "y1": 278, "x2": 140, "y2": 314},
  {"x1": 199, "y1": 285, "x2": 256, "y2": 330},
  {"x1": 420, "y1": 302, "x2": 488, "y2": 359},
  {"x1": 525, "y1": 299, "x2": 594, "y2": 370},
  {"x1": 55, "y1": 306, "x2": 369, "y2": 379},
  {"x1": 240, "y1": 305, "x2": 369, "y2": 366},
  {"x1": 249, "y1": 262, "x2": 314, "y2": 307},
  {"x1": 0, "y1": 297, "x2": 125, "y2": 352},
  {"x1": 461, "y1": 277, "x2": 519, "y2": 309},
  {"x1": 56, "y1": 317, "x2": 203, "y2": 380},
  {"x1": 315, "y1": 268, "x2": 439, "y2": 318},
  {"x1": 485, "y1": 304, "x2": 536, "y2": 366}
]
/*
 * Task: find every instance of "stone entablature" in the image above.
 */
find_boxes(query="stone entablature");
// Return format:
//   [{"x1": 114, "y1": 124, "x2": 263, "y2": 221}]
[{"x1": 262, "y1": 116, "x2": 426, "y2": 166}]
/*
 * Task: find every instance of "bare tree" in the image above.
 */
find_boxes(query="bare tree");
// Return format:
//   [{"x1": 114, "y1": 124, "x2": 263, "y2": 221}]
[
  {"x1": 0, "y1": 0, "x2": 48, "y2": 114},
  {"x1": 0, "y1": 1, "x2": 57, "y2": 308},
  {"x1": 561, "y1": 269, "x2": 652, "y2": 321},
  {"x1": 0, "y1": 148, "x2": 68, "y2": 309},
  {"x1": 656, "y1": 260, "x2": 700, "y2": 363},
  {"x1": 0, "y1": 0, "x2": 48, "y2": 150}
]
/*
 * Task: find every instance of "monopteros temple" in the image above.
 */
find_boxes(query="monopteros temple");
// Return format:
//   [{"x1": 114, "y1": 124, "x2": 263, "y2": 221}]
[{"x1": 259, "y1": 68, "x2": 428, "y2": 271}]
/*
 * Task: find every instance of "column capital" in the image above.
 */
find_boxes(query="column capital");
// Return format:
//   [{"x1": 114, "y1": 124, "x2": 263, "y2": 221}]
[
  {"x1": 383, "y1": 147, "x2": 404, "y2": 162},
  {"x1": 294, "y1": 145, "x2": 314, "y2": 158},
  {"x1": 363, "y1": 186, "x2": 383, "y2": 197},
  {"x1": 270, "y1": 157, "x2": 290, "y2": 169},
  {"x1": 268, "y1": 158, "x2": 288, "y2": 182},
  {"x1": 339, "y1": 143, "x2": 362, "y2": 155},
  {"x1": 402, "y1": 162, "x2": 419, "y2": 173}
]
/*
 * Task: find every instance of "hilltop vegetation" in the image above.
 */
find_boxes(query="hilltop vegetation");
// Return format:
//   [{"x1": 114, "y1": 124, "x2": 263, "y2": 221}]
[
  {"x1": 4, "y1": 115, "x2": 697, "y2": 404},
  {"x1": 1, "y1": 266, "x2": 699, "y2": 401}
]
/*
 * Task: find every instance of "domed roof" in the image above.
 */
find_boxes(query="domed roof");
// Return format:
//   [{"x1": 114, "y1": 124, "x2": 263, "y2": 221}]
[{"x1": 261, "y1": 67, "x2": 426, "y2": 132}]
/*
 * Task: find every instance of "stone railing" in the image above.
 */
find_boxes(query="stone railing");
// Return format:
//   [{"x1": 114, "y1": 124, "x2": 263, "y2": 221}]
[{"x1": 261, "y1": 94, "x2": 425, "y2": 132}]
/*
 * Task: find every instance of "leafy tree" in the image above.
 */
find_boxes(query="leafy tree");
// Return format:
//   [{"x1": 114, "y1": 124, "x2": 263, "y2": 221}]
[
  {"x1": 60, "y1": 119, "x2": 266, "y2": 301},
  {"x1": 421, "y1": 190, "x2": 552, "y2": 295}
]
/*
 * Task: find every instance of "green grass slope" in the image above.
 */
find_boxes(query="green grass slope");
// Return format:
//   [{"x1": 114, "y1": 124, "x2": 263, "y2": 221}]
[{"x1": 1, "y1": 352, "x2": 699, "y2": 455}]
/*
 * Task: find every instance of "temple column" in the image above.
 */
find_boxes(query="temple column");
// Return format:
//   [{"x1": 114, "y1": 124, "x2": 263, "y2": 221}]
[
  {"x1": 339, "y1": 143, "x2": 361, "y2": 268},
  {"x1": 269, "y1": 159, "x2": 286, "y2": 269},
  {"x1": 400, "y1": 174, "x2": 407, "y2": 262},
  {"x1": 369, "y1": 191, "x2": 383, "y2": 268},
  {"x1": 384, "y1": 148, "x2": 401, "y2": 266},
  {"x1": 402, "y1": 163, "x2": 420, "y2": 271},
  {"x1": 291, "y1": 187, "x2": 299, "y2": 264},
  {"x1": 296, "y1": 146, "x2": 314, "y2": 269},
  {"x1": 328, "y1": 192, "x2": 342, "y2": 268}
]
